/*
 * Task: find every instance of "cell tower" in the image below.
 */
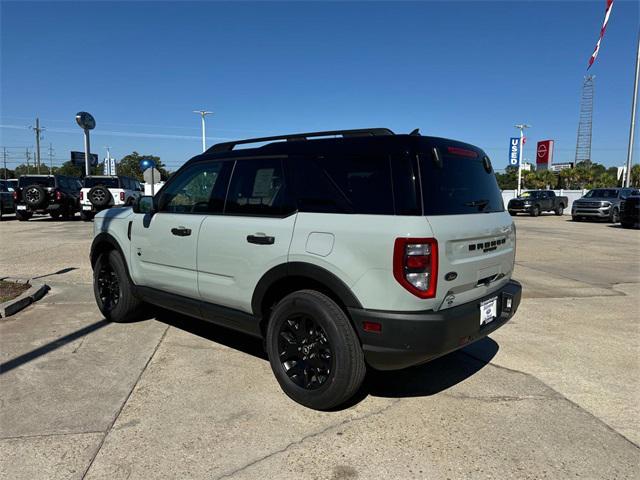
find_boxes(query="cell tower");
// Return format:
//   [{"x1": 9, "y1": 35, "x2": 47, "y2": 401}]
[{"x1": 574, "y1": 75, "x2": 595, "y2": 165}]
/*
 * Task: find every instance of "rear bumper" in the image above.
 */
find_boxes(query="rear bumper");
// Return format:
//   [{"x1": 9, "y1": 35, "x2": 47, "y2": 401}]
[{"x1": 349, "y1": 280, "x2": 522, "y2": 371}]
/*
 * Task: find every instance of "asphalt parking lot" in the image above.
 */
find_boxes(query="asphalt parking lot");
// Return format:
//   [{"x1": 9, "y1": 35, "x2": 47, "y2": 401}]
[{"x1": 1, "y1": 213, "x2": 639, "y2": 479}]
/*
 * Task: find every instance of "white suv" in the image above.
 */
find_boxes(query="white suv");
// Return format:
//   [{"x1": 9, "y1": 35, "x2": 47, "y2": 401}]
[
  {"x1": 90, "y1": 128, "x2": 521, "y2": 410},
  {"x1": 80, "y1": 175, "x2": 143, "y2": 221}
]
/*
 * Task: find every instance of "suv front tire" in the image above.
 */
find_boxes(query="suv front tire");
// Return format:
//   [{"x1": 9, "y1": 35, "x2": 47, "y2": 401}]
[
  {"x1": 266, "y1": 290, "x2": 366, "y2": 410},
  {"x1": 94, "y1": 250, "x2": 143, "y2": 323}
]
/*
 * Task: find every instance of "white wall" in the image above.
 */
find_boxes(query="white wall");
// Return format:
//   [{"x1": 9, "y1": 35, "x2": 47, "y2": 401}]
[{"x1": 501, "y1": 190, "x2": 588, "y2": 211}]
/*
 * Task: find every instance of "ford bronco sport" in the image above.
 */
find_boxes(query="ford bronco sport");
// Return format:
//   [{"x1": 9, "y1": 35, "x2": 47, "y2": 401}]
[
  {"x1": 13, "y1": 174, "x2": 81, "y2": 221},
  {"x1": 90, "y1": 128, "x2": 521, "y2": 410},
  {"x1": 80, "y1": 175, "x2": 143, "y2": 221}
]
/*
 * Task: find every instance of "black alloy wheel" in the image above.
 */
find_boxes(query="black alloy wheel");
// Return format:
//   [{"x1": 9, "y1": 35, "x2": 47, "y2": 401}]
[
  {"x1": 278, "y1": 314, "x2": 333, "y2": 390},
  {"x1": 266, "y1": 290, "x2": 366, "y2": 410},
  {"x1": 96, "y1": 259, "x2": 121, "y2": 312},
  {"x1": 23, "y1": 185, "x2": 46, "y2": 207}
]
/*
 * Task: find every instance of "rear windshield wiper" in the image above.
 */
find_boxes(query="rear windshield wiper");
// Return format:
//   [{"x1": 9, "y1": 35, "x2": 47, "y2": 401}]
[{"x1": 464, "y1": 199, "x2": 489, "y2": 211}]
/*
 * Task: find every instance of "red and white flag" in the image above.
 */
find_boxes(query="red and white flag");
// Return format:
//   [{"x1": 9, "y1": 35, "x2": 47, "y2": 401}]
[{"x1": 588, "y1": 0, "x2": 614, "y2": 69}]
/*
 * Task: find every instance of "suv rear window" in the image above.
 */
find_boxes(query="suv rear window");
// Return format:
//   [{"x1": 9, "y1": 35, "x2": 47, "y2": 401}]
[
  {"x1": 19, "y1": 176, "x2": 55, "y2": 188},
  {"x1": 84, "y1": 177, "x2": 120, "y2": 188},
  {"x1": 417, "y1": 140, "x2": 503, "y2": 215}
]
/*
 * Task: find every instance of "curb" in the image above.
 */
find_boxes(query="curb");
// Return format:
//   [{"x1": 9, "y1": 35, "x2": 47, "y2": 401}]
[{"x1": 0, "y1": 278, "x2": 50, "y2": 318}]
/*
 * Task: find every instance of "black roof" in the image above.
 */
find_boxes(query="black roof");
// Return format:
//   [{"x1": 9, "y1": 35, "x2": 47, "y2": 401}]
[{"x1": 182, "y1": 128, "x2": 485, "y2": 169}]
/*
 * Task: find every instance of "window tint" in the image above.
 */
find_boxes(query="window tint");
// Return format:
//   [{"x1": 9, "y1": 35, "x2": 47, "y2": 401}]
[
  {"x1": 418, "y1": 140, "x2": 504, "y2": 215},
  {"x1": 19, "y1": 177, "x2": 55, "y2": 188},
  {"x1": 391, "y1": 154, "x2": 421, "y2": 215},
  {"x1": 225, "y1": 158, "x2": 293, "y2": 216},
  {"x1": 84, "y1": 177, "x2": 119, "y2": 188},
  {"x1": 158, "y1": 161, "x2": 227, "y2": 214},
  {"x1": 290, "y1": 154, "x2": 394, "y2": 215},
  {"x1": 58, "y1": 177, "x2": 69, "y2": 190}
]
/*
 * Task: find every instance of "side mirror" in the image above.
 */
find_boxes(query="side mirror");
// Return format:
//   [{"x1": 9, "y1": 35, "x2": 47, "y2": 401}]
[{"x1": 133, "y1": 196, "x2": 155, "y2": 214}]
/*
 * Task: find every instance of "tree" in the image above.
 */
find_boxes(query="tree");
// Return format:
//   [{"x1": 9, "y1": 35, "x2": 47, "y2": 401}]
[
  {"x1": 631, "y1": 164, "x2": 640, "y2": 187},
  {"x1": 0, "y1": 167, "x2": 15, "y2": 179},
  {"x1": 116, "y1": 152, "x2": 169, "y2": 181}
]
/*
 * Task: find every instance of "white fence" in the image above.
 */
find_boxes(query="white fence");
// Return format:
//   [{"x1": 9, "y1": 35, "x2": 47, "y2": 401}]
[{"x1": 501, "y1": 190, "x2": 588, "y2": 211}]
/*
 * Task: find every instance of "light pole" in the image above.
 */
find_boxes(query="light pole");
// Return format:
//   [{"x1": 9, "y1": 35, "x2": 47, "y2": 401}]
[
  {"x1": 514, "y1": 124, "x2": 531, "y2": 195},
  {"x1": 624, "y1": 32, "x2": 639, "y2": 187},
  {"x1": 193, "y1": 110, "x2": 213, "y2": 152},
  {"x1": 75, "y1": 112, "x2": 96, "y2": 177}
]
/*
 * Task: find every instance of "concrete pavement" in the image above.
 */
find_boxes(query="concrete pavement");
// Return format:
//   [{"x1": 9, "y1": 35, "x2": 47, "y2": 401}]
[{"x1": 0, "y1": 213, "x2": 638, "y2": 479}]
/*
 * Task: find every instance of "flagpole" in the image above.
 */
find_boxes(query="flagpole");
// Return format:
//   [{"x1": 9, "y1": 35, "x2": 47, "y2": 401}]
[
  {"x1": 515, "y1": 124, "x2": 530, "y2": 195},
  {"x1": 624, "y1": 31, "x2": 639, "y2": 188}
]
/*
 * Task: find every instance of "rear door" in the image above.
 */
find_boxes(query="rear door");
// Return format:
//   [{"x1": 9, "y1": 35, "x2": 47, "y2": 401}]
[
  {"x1": 129, "y1": 160, "x2": 231, "y2": 299},
  {"x1": 197, "y1": 157, "x2": 296, "y2": 313},
  {"x1": 416, "y1": 138, "x2": 516, "y2": 311}
]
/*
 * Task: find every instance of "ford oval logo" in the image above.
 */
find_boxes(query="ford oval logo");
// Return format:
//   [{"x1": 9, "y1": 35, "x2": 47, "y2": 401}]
[{"x1": 445, "y1": 272, "x2": 458, "y2": 281}]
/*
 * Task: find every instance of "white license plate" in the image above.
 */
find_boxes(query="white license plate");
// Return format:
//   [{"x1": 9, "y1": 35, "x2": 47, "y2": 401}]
[
  {"x1": 16, "y1": 205, "x2": 27, "y2": 210},
  {"x1": 480, "y1": 297, "x2": 498, "y2": 326},
  {"x1": 82, "y1": 205, "x2": 92, "y2": 211}
]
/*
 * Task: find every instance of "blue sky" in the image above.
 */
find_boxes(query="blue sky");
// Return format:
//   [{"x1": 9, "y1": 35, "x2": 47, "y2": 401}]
[{"x1": 1, "y1": 1, "x2": 638, "y2": 172}]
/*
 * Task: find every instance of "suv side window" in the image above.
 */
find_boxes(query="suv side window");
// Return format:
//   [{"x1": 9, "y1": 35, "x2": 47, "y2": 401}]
[
  {"x1": 291, "y1": 154, "x2": 394, "y2": 215},
  {"x1": 158, "y1": 161, "x2": 229, "y2": 214},
  {"x1": 225, "y1": 158, "x2": 293, "y2": 216}
]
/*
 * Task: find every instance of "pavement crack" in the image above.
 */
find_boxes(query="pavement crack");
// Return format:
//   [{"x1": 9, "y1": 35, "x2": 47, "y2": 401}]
[
  {"x1": 80, "y1": 324, "x2": 170, "y2": 479},
  {"x1": 0, "y1": 430, "x2": 104, "y2": 441},
  {"x1": 462, "y1": 350, "x2": 640, "y2": 450},
  {"x1": 213, "y1": 399, "x2": 402, "y2": 480},
  {"x1": 442, "y1": 392, "x2": 554, "y2": 403}
]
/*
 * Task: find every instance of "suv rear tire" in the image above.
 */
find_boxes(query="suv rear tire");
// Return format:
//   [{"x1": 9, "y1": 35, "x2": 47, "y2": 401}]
[
  {"x1": 81, "y1": 211, "x2": 94, "y2": 221},
  {"x1": 93, "y1": 250, "x2": 143, "y2": 323},
  {"x1": 266, "y1": 290, "x2": 366, "y2": 410},
  {"x1": 555, "y1": 205, "x2": 564, "y2": 216}
]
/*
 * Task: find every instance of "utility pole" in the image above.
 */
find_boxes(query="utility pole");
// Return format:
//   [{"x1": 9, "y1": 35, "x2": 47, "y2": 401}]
[
  {"x1": 2, "y1": 147, "x2": 7, "y2": 180},
  {"x1": 514, "y1": 124, "x2": 531, "y2": 196},
  {"x1": 30, "y1": 117, "x2": 45, "y2": 173},
  {"x1": 48, "y1": 143, "x2": 55, "y2": 173},
  {"x1": 25, "y1": 148, "x2": 31, "y2": 173},
  {"x1": 624, "y1": 32, "x2": 639, "y2": 187},
  {"x1": 193, "y1": 110, "x2": 213, "y2": 152}
]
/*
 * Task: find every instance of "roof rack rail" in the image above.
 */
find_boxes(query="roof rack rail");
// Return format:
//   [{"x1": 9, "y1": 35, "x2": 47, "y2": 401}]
[{"x1": 207, "y1": 128, "x2": 394, "y2": 153}]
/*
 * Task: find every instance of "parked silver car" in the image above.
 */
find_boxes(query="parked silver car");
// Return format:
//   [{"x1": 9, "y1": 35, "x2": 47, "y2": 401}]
[{"x1": 572, "y1": 188, "x2": 637, "y2": 223}]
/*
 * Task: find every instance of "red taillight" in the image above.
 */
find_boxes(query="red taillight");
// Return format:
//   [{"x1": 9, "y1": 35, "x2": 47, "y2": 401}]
[
  {"x1": 12, "y1": 191, "x2": 18, "y2": 200},
  {"x1": 447, "y1": 146, "x2": 478, "y2": 158},
  {"x1": 55, "y1": 191, "x2": 62, "y2": 201},
  {"x1": 393, "y1": 238, "x2": 438, "y2": 299},
  {"x1": 80, "y1": 191, "x2": 84, "y2": 201},
  {"x1": 120, "y1": 191, "x2": 125, "y2": 201}
]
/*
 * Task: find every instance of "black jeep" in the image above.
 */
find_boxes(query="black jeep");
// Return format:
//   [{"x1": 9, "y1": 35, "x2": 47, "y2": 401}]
[
  {"x1": 620, "y1": 192, "x2": 640, "y2": 229},
  {"x1": 13, "y1": 175, "x2": 81, "y2": 221}
]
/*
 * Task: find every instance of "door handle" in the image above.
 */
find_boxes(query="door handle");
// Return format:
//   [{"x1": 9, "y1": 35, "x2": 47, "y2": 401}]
[
  {"x1": 247, "y1": 233, "x2": 275, "y2": 245},
  {"x1": 171, "y1": 226, "x2": 192, "y2": 237}
]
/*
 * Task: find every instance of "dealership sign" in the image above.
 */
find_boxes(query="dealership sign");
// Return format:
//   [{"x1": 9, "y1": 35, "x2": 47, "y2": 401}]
[
  {"x1": 509, "y1": 137, "x2": 520, "y2": 166},
  {"x1": 536, "y1": 140, "x2": 554, "y2": 170}
]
